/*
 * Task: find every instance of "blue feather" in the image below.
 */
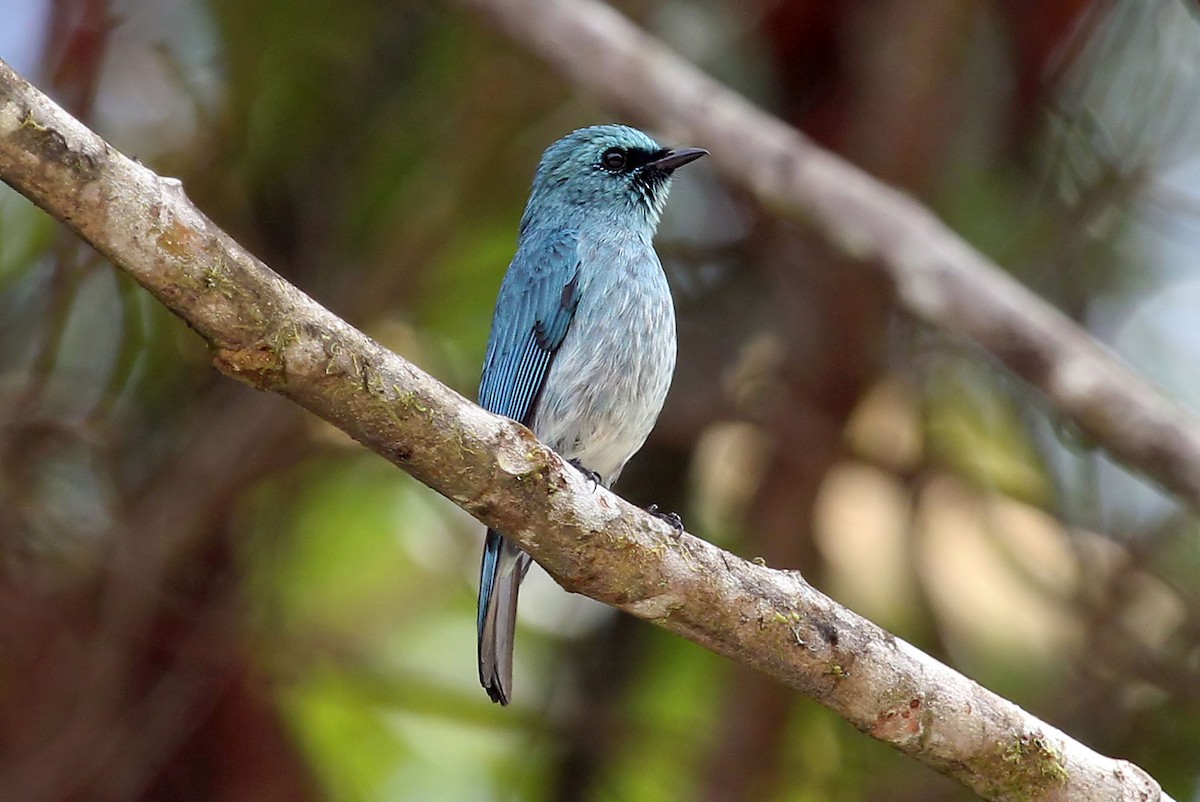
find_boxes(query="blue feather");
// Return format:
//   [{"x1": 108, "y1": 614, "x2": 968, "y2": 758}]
[{"x1": 478, "y1": 228, "x2": 581, "y2": 424}]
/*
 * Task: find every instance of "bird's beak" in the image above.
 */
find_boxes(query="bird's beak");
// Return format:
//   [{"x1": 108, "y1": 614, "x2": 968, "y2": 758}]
[{"x1": 648, "y1": 147, "x2": 708, "y2": 173}]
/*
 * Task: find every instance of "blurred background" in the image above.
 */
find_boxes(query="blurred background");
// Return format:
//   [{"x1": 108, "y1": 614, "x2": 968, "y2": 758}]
[{"x1": 2, "y1": 0, "x2": 1199, "y2": 799}]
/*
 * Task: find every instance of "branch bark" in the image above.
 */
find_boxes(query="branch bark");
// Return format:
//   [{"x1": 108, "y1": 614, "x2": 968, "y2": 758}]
[
  {"x1": 0, "y1": 53, "x2": 1175, "y2": 802},
  {"x1": 457, "y1": 0, "x2": 1200, "y2": 512}
]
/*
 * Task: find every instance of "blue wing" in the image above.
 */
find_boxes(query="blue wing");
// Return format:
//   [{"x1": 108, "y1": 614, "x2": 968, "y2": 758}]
[{"x1": 478, "y1": 228, "x2": 581, "y2": 425}]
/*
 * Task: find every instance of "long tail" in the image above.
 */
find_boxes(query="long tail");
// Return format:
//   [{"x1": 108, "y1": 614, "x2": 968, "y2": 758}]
[{"x1": 477, "y1": 529, "x2": 531, "y2": 705}]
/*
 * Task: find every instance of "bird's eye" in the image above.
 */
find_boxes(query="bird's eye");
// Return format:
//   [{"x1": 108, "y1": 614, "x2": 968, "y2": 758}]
[{"x1": 601, "y1": 148, "x2": 627, "y2": 171}]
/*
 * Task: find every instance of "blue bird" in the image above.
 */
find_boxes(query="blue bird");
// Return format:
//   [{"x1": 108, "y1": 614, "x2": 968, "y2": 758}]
[{"x1": 476, "y1": 125, "x2": 706, "y2": 705}]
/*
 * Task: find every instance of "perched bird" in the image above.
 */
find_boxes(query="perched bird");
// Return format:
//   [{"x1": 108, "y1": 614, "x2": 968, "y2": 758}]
[{"x1": 476, "y1": 125, "x2": 707, "y2": 705}]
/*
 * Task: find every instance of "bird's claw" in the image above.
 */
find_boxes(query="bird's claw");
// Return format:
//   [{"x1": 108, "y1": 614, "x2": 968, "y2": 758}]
[
  {"x1": 568, "y1": 458, "x2": 602, "y2": 489},
  {"x1": 647, "y1": 504, "x2": 684, "y2": 537}
]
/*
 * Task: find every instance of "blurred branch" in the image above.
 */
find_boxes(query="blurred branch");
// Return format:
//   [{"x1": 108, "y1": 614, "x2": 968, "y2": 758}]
[
  {"x1": 0, "y1": 54, "x2": 1176, "y2": 802},
  {"x1": 457, "y1": 0, "x2": 1200, "y2": 512}
]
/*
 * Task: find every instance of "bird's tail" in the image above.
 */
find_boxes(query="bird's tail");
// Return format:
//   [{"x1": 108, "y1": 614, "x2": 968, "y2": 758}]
[{"x1": 477, "y1": 529, "x2": 530, "y2": 705}]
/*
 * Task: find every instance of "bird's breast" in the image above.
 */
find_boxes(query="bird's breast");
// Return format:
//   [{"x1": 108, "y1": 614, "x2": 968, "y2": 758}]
[{"x1": 530, "y1": 240, "x2": 677, "y2": 484}]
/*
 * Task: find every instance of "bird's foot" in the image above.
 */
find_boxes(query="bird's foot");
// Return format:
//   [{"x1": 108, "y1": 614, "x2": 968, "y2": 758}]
[
  {"x1": 647, "y1": 504, "x2": 684, "y2": 537},
  {"x1": 568, "y1": 458, "x2": 602, "y2": 489}
]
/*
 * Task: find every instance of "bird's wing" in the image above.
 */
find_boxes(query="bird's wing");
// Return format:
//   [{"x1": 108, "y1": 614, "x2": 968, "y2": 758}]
[{"x1": 478, "y1": 229, "x2": 581, "y2": 425}]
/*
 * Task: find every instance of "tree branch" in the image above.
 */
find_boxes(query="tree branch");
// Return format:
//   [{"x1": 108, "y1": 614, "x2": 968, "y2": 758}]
[
  {"x1": 0, "y1": 55, "x2": 1174, "y2": 802},
  {"x1": 457, "y1": 0, "x2": 1200, "y2": 512}
]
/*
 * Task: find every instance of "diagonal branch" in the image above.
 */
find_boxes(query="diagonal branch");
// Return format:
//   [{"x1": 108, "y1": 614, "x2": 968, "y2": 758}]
[
  {"x1": 458, "y1": 0, "x2": 1200, "y2": 511},
  {"x1": 0, "y1": 56, "x2": 1174, "y2": 801}
]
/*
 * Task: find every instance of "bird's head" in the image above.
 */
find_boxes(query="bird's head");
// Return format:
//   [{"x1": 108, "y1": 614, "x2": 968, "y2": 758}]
[{"x1": 520, "y1": 125, "x2": 707, "y2": 233}]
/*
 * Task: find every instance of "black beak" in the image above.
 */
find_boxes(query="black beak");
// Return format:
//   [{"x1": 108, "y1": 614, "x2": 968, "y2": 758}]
[{"x1": 647, "y1": 146, "x2": 708, "y2": 173}]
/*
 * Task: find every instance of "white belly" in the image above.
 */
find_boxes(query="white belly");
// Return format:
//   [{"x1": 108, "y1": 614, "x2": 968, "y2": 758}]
[{"x1": 531, "y1": 265, "x2": 676, "y2": 485}]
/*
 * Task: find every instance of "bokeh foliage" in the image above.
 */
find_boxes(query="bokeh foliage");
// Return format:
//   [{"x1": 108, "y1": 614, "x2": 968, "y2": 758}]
[{"x1": 1, "y1": 0, "x2": 1199, "y2": 800}]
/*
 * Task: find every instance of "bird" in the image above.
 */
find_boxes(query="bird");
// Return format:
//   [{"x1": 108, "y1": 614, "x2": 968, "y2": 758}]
[{"x1": 475, "y1": 124, "x2": 707, "y2": 705}]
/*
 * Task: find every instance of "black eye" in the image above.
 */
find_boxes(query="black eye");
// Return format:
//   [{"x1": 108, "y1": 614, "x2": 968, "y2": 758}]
[{"x1": 601, "y1": 147, "x2": 627, "y2": 171}]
